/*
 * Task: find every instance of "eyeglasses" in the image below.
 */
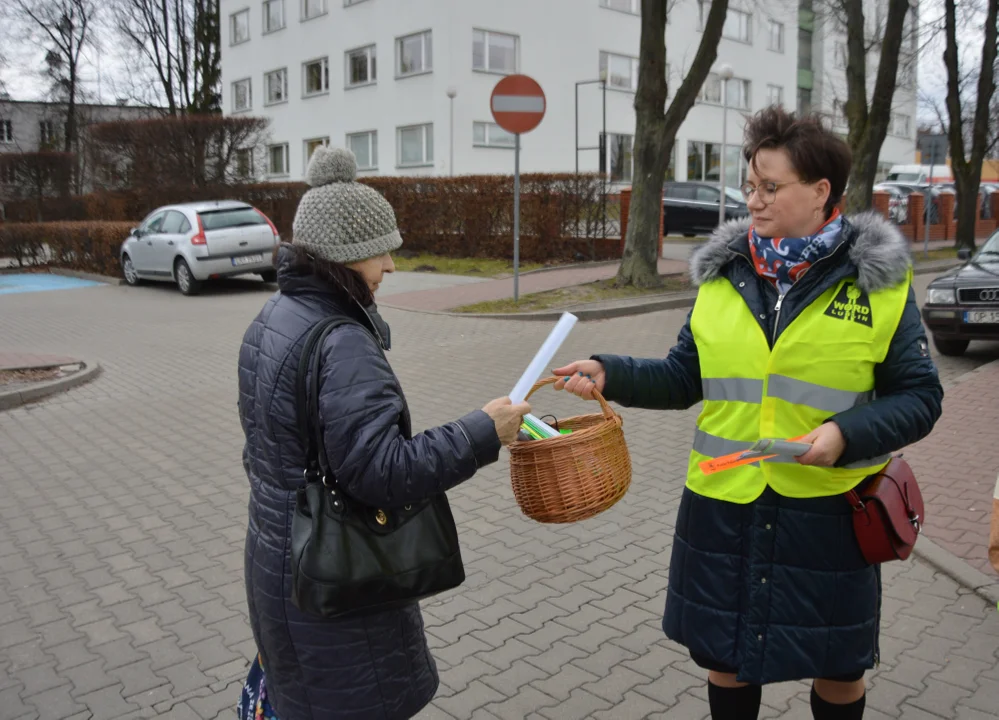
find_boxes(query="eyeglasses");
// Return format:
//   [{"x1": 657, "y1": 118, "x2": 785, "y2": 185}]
[{"x1": 739, "y1": 180, "x2": 810, "y2": 205}]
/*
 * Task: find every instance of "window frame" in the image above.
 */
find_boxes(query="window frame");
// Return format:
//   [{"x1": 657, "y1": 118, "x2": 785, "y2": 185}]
[
  {"x1": 230, "y1": 8, "x2": 251, "y2": 45},
  {"x1": 304, "y1": 136, "x2": 330, "y2": 167},
  {"x1": 345, "y1": 44, "x2": 377, "y2": 88},
  {"x1": 600, "y1": 50, "x2": 640, "y2": 92},
  {"x1": 302, "y1": 56, "x2": 330, "y2": 97},
  {"x1": 701, "y1": 3, "x2": 753, "y2": 44},
  {"x1": 687, "y1": 140, "x2": 747, "y2": 185},
  {"x1": 0, "y1": 119, "x2": 13, "y2": 144},
  {"x1": 267, "y1": 142, "x2": 290, "y2": 176},
  {"x1": 232, "y1": 78, "x2": 252, "y2": 112},
  {"x1": 396, "y1": 123, "x2": 433, "y2": 168},
  {"x1": 472, "y1": 29, "x2": 519, "y2": 75},
  {"x1": 263, "y1": 0, "x2": 285, "y2": 34},
  {"x1": 767, "y1": 84, "x2": 783, "y2": 107},
  {"x1": 700, "y1": 74, "x2": 751, "y2": 110},
  {"x1": 264, "y1": 67, "x2": 289, "y2": 105},
  {"x1": 396, "y1": 30, "x2": 433, "y2": 78},
  {"x1": 39, "y1": 120, "x2": 57, "y2": 146},
  {"x1": 301, "y1": 0, "x2": 328, "y2": 21},
  {"x1": 347, "y1": 130, "x2": 379, "y2": 170},
  {"x1": 599, "y1": 0, "x2": 640, "y2": 15},
  {"x1": 767, "y1": 19, "x2": 784, "y2": 52},
  {"x1": 235, "y1": 148, "x2": 255, "y2": 179},
  {"x1": 606, "y1": 132, "x2": 634, "y2": 183},
  {"x1": 473, "y1": 121, "x2": 516, "y2": 149}
]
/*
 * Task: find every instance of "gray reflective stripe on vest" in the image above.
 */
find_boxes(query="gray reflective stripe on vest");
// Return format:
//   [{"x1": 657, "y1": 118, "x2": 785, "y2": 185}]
[
  {"x1": 692, "y1": 429, "x2": 754, "y2": 458},
  {"x1": 702, "y1": 378, "x2": 764, "y2": 403},
  {"x1": 766, "y1": 375, "x2": 873, "y2": 414},
  {"x1": 843, "y1": 454, "x2": 891, "y2": 470}
]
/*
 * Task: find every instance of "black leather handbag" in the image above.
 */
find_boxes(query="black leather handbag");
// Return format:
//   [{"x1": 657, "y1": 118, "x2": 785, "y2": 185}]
[{"x1": 289, "y1": 316, "x2": 465, "y2": 618}]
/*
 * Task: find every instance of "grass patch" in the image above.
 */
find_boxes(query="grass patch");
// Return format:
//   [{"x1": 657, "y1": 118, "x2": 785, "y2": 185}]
[
  {"x1": 392, "y1": 254, "x2": 543, "y2": 278},
  {"x1": 453, "y1": 275, "x2": 690, "y2": 314},
  {"x1": 913, "y1": 246, "x2": 960, "y2": 262},
  {"x1": 662, "y1": 235, "x2": 710, "y2": 244}
]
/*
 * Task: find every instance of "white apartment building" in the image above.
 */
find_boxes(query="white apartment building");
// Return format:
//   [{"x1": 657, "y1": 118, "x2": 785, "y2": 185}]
[{"x1": 220, "y1": 0, "x2": 917, "y2": 187}]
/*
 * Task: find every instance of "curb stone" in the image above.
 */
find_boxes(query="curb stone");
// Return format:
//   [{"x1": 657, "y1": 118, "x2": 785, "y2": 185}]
[
  {"x1": 0, "y1": 358, "x2": 102, "y2": 411},
  {"x1": 912, "y1": 536, "x2": 999, "y2": 606},
  {"x1": 48, "y1": 267, "x2": 125, "y2": 285}
]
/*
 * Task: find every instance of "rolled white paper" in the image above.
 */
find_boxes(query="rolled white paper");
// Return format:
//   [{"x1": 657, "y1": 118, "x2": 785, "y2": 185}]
[{"x1": 509, "y1": 312, "x2": 579, "y2": 405}]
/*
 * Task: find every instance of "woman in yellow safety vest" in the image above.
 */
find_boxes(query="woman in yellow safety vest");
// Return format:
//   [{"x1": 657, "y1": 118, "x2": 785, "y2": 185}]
[{"x1": 555, "y1": 107, "x2": 943, "y2": 720}]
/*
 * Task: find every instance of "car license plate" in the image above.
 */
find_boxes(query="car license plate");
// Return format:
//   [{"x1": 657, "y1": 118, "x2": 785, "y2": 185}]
[
  {"x1": 964, "y1": 310, "x2": 999, "y2": 324},
  {"x1": 232, "y1": 254, "x2": 263, "y2": 267}
]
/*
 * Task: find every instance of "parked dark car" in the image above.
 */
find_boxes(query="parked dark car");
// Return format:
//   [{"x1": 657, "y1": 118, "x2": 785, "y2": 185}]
[
  {"x1": 921, "y1": 229, "x2": 999, "y2": 356},
  {"x1": 663, "y1": 181, "x2": 749, "y2": 236}
]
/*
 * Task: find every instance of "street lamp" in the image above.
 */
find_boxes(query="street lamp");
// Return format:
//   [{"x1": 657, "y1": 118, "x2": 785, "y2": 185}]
[
  {"x1": 447, "y1": 86, "x2": 457, "y2": 176},
  {"x1": 717, "y1": 63, "x2": 734, "y2": 229}
]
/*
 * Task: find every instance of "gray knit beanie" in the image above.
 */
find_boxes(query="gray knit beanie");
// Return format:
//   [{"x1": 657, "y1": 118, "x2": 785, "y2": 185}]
[{"x1": 292, "y1": 146, "x2": 402, "y2": 264}]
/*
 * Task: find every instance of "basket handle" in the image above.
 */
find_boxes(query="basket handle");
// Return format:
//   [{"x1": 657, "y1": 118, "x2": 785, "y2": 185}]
[{"x1": 524, "y1": 376, "x2": 616, "y2": 421}]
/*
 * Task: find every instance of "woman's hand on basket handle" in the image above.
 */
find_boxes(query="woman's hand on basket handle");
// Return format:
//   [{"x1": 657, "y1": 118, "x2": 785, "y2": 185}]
[
  {"x1": 482, "y1": 397, "x2": 532, "y2": 446},
  {"x1": 552, "y1": 361, "x2": 606, "y2": 401}
]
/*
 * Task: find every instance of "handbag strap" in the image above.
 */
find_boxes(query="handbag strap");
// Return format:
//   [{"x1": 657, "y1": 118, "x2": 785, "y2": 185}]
[{"x1": 295, "y1": 316, "x2": 364, "y2": 482}]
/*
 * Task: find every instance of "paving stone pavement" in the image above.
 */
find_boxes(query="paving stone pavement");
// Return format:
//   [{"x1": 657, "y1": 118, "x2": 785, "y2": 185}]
[{"x1": 1, "y1": 274, "x2": 998, "y2": 720}]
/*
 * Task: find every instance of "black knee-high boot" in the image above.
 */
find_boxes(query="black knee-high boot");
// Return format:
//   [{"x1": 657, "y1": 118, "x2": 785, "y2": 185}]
[
  {"x1": 707, "y1": 682, "x2": 763, "y2": 720},
  {"x1": 810, "y1": 686, "x2": 866, "y2": 719}
]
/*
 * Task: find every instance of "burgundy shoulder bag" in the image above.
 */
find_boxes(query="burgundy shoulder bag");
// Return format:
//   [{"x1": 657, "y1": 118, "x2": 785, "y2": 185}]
[{"x1": 845, "y1": 455, "x2": 924, "y2": 564}]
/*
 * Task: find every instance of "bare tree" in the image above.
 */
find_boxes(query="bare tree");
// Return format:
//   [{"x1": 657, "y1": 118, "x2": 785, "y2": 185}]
[
  {"x1": 943, "y1": 0, "x2": 998, "y2": 251},
  {"x1": 617, "y1": 0, "x2": 730, "y2": 288},
  {"x1": 11, "y1": 0, "x2": 97, "y2": 160},
  {"x1": 823, "y1": 0, "x2": 911, "y2": 213},
  {"x1": 113, "y1": 0, "x2": 221, "y2": 115}
]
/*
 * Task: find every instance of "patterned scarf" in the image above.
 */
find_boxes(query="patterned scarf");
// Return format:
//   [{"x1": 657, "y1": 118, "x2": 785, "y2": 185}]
[{"x1": 748, "y1": 209, "x2": 845, "y2": 295}]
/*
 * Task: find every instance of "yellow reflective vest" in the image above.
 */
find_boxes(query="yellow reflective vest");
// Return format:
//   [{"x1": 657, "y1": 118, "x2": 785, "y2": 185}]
[{"x1": 687, "y1": 270, "x2": 912, "y2": 503}]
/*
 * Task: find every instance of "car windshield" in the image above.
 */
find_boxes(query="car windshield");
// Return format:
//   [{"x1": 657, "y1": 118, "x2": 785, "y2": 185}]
[{"x1": 197, "y1": 207, "x2": 264, "y2": 231}]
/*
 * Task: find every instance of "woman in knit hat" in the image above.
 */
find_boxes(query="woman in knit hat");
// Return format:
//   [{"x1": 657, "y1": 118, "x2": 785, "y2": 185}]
[{"x1": 236, "y1": 146, "x2": 530, "y2": 720}]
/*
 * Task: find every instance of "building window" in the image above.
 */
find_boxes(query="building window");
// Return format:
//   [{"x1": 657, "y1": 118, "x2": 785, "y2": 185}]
[
  {"x1": 767, "y1": 84, "x2": 783, "y2": 106},
  {"x1": 344, "y1": 0, "x2": 369, "y2": 4},
  {"x1": 600, "y1": 0, "x2": 639, "y2": 14},
  {"x1": 230, "y1": 9, "x2": 250, "y2": 44},
  {"x1": 303, "y1": 58, "x2": 329, "y2": 96},
  {"x1": 473, "y1": 121, "x2": 515, "y2": 148},
  {"x1": 798, "y1": 28, "x2": 813, "y2": 72},
  {"x1": 473, "y1": 30, "x2": 518, "y2": 74},
  {"x1": 605, "y1": 133, "x2": 634, "y2": 183},
  {"x1": 346, "y1": 45, "x2": 376, "y2": 87},
  {"x1": 347, "y1": 131, "x2": 378, "y2": 169},
  {"x1": 265, "y1": 68, "x2": 288, "y2": 104},
  {"x1": 268, "y1": 143, "x2": 289, "y2": 175},
  {"x1": 899, "y1": 59, "x2": 915, "y2": 88},
  {"x1": 232, "y1": 78, "x2": 252, "y2": 111},
  {"x1": 235, "y1": 148, "x2": 254, "y2": 179},
  {"x1": 891, "y1": 113, "x2": 911, "y2": 138},
  {"x1": 1, "y1": 162, "x2": 16, "y2": 184},
  {"x1": 302, "y1": 0, "x2": 327, "y2": 20},
  {"x1": 768, "y1": 20, "x2": 784, "y2": 52},
  {"x1": 702, "y1": 4, "x2": 752, "y2": 43},
  {"x1": 700, "y1": 74, "x2": 750, "y2": 110},
  {"x1": 397, "y1": 124, "x2": 433, "y2": 167},
  {"x1": 797, "y1": 88, "x2": 812, "y2": 116},
  {"x1": 0, "y1": 119, "x2": 12, "y2": 143},
  {"x1": 263, "y1": 0, "x2": 284, "y2": 33},
  {"x1": 305, "y1": 137, "x2": 329, "y2": 165},
  {"x1": 834, "y1": 41, "x2": 847, "y2": 69},
  {"x1": 39, "y1": 120, "x2": 57, "y2": 146},
  {"x1": 723, "y1": 146, "x2": 749, "y2": 188},
  {"x1": 600, "y1": 51, "x2": 639, "y2": 91},
  {"x1": 397, "y1": 30, "x2": 432, "y2": 77}
]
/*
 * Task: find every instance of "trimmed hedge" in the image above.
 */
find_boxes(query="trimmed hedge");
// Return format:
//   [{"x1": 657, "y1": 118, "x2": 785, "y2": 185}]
[
  {"x1": 1, "y1": 174, "x2": 618, "y2": 263},
  {"x1": 0, "y1": 222, "x2": 136, "y2": 276}
]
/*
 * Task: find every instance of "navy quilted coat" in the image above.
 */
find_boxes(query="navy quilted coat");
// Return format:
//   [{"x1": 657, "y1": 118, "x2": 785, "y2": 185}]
[
  {"x1": 594, "y1": 213, "x2": 943, "y2": 685},
  {"x1": 237, "y1": 250, "x2": 501, "y2": 719}
]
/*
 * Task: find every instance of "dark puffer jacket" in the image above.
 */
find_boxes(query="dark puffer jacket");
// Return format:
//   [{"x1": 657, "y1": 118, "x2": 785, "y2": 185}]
[
  {"x1": 237, "y1": 249, "x2": 501, "y2": 719},
  {"x1": 594, "y1": 213, "x2": 944, "y2": 684}
]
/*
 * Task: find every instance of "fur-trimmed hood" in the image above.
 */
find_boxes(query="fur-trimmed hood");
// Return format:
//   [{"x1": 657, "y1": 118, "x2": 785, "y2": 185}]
[{"x1": 689, "y1": 211, "x2": 911, "y2": 294}]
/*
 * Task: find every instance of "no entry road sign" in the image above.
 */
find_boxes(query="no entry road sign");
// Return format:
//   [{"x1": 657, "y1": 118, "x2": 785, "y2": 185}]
[{"x1": 491, "y1": 75, "x2": 546, "y2": 135}]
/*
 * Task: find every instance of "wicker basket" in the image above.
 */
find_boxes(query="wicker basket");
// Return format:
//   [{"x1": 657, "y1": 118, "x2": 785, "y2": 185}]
[{"x1": 509, "y1": 377, "x2": 632, "y2": 524}]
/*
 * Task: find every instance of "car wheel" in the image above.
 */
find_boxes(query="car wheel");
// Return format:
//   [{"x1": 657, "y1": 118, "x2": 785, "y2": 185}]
[
  {"x1": 174, "y1": 258, "x2": 202, "y2": 296},
  {"x1": 932, "y1": 336, "x2": 969, "y2": 356},
  {"x1": 259, "y1": 269, "x2": 277, "y2": 284},
  {"x1": 122, "y1": 254, "x2": 141, "y2": 286}
]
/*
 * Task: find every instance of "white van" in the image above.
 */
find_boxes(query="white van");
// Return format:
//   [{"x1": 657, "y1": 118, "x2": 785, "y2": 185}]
[{"x1": 884, "y1": 164, "x2": 953, "y2": 184}]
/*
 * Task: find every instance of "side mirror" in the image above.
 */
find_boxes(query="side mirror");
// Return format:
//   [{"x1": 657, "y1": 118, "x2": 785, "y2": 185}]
[
  {"x1": 957, "y1": 247, "x2": 972, "y2": 261},
  {"x1": 130, "y1": 227, "x2": 139, "y2": 237}
]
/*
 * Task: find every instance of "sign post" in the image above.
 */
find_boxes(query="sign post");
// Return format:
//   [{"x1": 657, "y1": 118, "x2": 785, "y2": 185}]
[
  {"x1": 918, "y1": 133, "x2": 948, "y2": 259},
  {"x1": 491, "y1": 74, "x2": 546, "y2": 302}
]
